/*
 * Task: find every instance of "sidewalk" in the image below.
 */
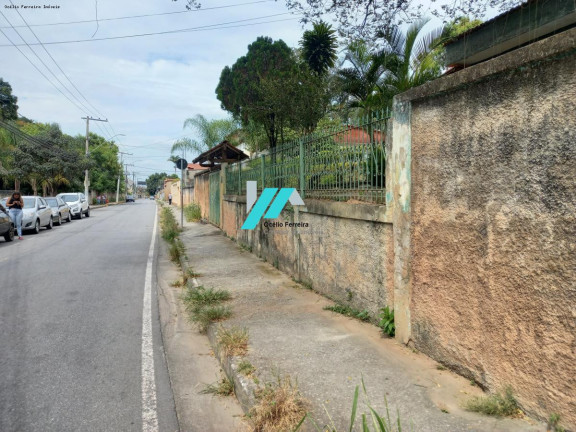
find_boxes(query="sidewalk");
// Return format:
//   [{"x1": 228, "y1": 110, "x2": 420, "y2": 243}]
[{"x1": 178, "y1": 217, "x2": 546, "y2": 432}]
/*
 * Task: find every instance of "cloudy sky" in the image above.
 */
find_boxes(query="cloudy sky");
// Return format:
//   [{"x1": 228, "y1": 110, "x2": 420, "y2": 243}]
[{"x1": 0, "y1": 0, "x2": 498, "y2": 181}]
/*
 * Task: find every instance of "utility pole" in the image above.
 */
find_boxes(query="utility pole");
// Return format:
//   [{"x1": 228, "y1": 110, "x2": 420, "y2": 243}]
[
  {"x1": 117, "y1": 151, "x2": 132, "y2": 203},
  {"x1": 81, "y1": 116, "x2": 108, "y2": 199}
]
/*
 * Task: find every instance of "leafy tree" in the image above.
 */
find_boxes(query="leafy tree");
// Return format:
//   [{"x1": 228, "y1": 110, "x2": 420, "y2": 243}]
[
  {"x1": 174, "y1": 0, "x2": 518, "y2": 43},
  {"x1": 300, "y1": 21, "x2": 338, "y2": 76},
  {"x1": 146, "y1": 172, "x2": 178, "y2": 196},
  {"x1": 0, "y1": 78, "x2": 18, "y2": 121},
  {"x1": 217, "y1": 36, "x2": 327, "y2": 148},
  {"x1": 88, "y1": 134, "x2": 123, "y2": 194}
]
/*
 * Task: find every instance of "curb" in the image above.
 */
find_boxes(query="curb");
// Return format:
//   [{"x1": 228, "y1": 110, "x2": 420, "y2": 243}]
[{"x1": 181, "y1": 259, "x2": 259, "y2": 417}]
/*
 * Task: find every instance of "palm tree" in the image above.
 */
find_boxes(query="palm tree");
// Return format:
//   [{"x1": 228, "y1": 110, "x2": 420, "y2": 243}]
[
  {"x1": 336, "y1": 39, "x2": 387, "y2": 117},
  {"x1": 170, "y1": 137, "x2": 202, "y2": 161},
  {"x1": 182, "y1": 114, "x2": 238, "y2": 151},
  {"x1": 300, "y1": 21, "x2": 339, "y2": 76},
  {"x1": 375, "y1": 19, "x2": 444, "y2": 103}
]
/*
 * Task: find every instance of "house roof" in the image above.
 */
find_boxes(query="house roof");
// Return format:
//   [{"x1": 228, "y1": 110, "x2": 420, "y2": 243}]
[
  {"x1": 187, "y1": 163, "x2": 208, "y2": 171},
  {"x1": 333, "y1": 126, "x2": 385, "y2": 145},
  {"x1": 192, "y1": 140, "x2": 248, "y2": 168}
]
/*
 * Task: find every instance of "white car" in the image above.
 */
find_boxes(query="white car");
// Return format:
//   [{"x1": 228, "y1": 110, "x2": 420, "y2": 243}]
[
  {"x1": 1, "y1": 196, "x2": 54, "y2": 234},
  {"x1": 57, "y1": 192, "x2": 90, "y2": 219}
]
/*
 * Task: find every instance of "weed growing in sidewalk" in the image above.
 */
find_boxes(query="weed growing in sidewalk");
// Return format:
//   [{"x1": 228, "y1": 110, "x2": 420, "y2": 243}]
[
  {"x1": 170, "y1": 279, "x2": 183, "y2": 287},
  {"x1": 217, "y1": 325, "x2": 249, "y2": 357},
  {"x1": 160, "y1": 207, "x2": 180, "y2": 242},
  {"x1": 324, "y1": 304, "x2": 371, "y2": 322},
  {"x1": 193, "y1": 305, "x2": 232, "y2": 333},
  {"x1": 464, "y1": 386, "x2": 520, "y2": 417},
  {"x1": 169, "y1": 239, "x2": 185, "y2": 264},
  {"x1": 181, "y1": 286, "x2": 233, "y2": 332},
  {"x1": 379, "y1": 306, "x2": 395, "y2": 337},
  {"x1": 548, "y1": 413, "x2": 566, "y2": 432},
  {"x1": 238, "y1": 359, "x2": 255, "y2": 376},
  {"x1": 185, "y1": 267, "x2": 201, "y2": 279},
  {"x1": 184, "y1": 203, "x2": 202, "y2": 222},
  {"x1": 310, "y1": 378, "x2": 407, "y2": 432},
  {"x1": 200, "y1": 376, "x2": 234, "y2": 397},
  {"x1": 248, "y1": 376, "x2": 309, "y2": 432}
]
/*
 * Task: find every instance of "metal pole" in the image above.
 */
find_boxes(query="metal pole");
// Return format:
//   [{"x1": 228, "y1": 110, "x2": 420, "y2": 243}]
[{"x1": 180, "y1": 166, "x2": 184, "y2": 227}]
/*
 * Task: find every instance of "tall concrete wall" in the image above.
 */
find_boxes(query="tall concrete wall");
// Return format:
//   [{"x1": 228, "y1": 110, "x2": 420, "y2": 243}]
[
  {"x1": 396, "y1": 29, "x2": 576, "y2": 426},
  {"x1": 194, "y1": 174, "x2": 210, "y2": 219}
]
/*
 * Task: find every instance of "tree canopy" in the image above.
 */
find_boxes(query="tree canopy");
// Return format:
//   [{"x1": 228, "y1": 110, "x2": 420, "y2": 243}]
[
  {"x1": 0, "y1": 78, "x2": 18, "y2": 121},
  {"x1": 146, "y1": 172, "x2": 178, "y2": 196}
]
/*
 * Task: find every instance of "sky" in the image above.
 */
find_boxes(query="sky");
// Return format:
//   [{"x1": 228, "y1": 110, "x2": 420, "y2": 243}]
[{"x1": 0, "y1": 0, "x2": 500, "y2": 182}]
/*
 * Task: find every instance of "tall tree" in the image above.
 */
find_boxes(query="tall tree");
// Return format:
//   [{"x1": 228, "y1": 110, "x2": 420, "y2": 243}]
[
  {"x1": 300, "y1": 21, "x2": 339, "y2": 76},
  {"x1": 0, "y1": 78, "x2": 18, "y2": 121},
  {"x1": 146, "y1": 172, "x2": 178, "y2": 196}
]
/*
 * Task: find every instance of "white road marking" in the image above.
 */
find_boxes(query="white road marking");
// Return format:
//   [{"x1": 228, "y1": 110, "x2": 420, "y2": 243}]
[{"x1": 142, "y1": 210, "x2": 159, "y2": 432}]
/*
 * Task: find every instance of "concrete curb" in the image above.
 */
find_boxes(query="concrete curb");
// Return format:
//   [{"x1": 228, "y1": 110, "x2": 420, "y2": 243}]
[{"x1": 182, "y1": 262, "x2": 259, "y2": 417}]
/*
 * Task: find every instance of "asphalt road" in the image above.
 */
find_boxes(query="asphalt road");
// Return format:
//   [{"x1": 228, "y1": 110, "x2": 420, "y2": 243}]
[{"x1": 0, "y1": 200, "x2": 178, "y2": 432}]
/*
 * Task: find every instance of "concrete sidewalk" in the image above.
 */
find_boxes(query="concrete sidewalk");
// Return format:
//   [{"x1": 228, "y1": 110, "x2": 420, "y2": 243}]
[{"x1": 179, "y1": 218, "x2": 546, "y2": 432}]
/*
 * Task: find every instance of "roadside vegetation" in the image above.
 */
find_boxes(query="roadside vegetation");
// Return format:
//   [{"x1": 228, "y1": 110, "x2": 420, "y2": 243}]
[
  {"x1": 324, "y1": 303, "x2": 371, "y2": 322},
  {"x1": 464, "y1": 386, "x2": 521, "y2": 417},
  {"x1": 184, "y1": 202, "x2": 202, "y2": 222},
  {"x1": 200, "y1": 376, "x2": 235, "y2": 397},
  {"x1": 181, "y1": 286, "x2": 232, "y2": 333},
  {"x1": 217, "y1": 325, "x2": 249, "y2": 357}
]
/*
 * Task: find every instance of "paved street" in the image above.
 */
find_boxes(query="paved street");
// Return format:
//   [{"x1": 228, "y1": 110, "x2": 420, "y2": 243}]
[{"x1": 0, "y1": 200, "x2": 178, "y2": 432}]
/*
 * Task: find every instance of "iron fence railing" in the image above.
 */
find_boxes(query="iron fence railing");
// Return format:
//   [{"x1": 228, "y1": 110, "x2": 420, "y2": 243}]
[{"x1": 226, "y1": 109, "x2": 389, "y2": 204}]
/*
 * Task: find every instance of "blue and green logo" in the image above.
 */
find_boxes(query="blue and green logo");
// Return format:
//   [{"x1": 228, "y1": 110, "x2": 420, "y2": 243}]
[{"x1": 242, "y1": 181, "x2": 304, "y2": 230}]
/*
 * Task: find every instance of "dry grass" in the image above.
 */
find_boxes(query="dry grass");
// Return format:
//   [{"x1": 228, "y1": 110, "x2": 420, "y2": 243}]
[
  {"x1": 200, "y1": 376, "x2": 234, "y2": 397},
  {"x1": 465, "y1": 386, "x2": 521, "y2": 417},
  {"x1": 217, "y1": 326, "x2": 249, "y2": 357},
  {"x1": 248, "y1": 376, "x2": 308, "y2": 432}
]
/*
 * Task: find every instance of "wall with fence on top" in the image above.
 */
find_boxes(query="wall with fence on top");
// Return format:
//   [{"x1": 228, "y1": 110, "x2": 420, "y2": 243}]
[{"x1": 226, "y1": 110, "x2": 388, "y2": 204}]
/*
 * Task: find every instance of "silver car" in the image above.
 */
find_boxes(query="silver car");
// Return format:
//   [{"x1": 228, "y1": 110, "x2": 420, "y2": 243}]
[
  {"x1": 45, "y1": 197, "x2": 72, "y2": 225},
  {"x1": 0, "y1": 196, "x2": 54, "y2": 233}
]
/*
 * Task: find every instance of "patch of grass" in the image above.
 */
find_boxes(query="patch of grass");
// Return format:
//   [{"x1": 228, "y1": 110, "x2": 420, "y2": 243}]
[
  {"x1": 379, "y1": 306, "x2": 395, "y2": 337},
  {"x1": 170, "y1": 279, "x2": 183, "y2": 287},
  {"x1": 238, "y1": 359, "x2": 255, "y2": 376},
  {"x1": 240, "y1": 242, "x2": 253, "y2": 253},
  {"x1": 249, "y1": 376, "x2": 309, "y2": 432},
  {"x1": 191, "y1": 305, "x2": 232, "y2": 333},
  {"x1": 200, "y1": 376, "x2": 234, "y2": 397},
  {"x1": 217, "y1": 325, "x2": 249, "y2": 357},
  {"x1": 465, "y1": 386, "x2": 520, "y2": 417},
  {"x1": 324, "y1": 304, "x2": 371, "y2": 322},
  {"x1": 160, "y1": 207, "x2": 180, "y2": 242},
  {"x1": 184, "y1": 203, "x2": 202, "y2": 222},
  {"x1": 436, "y1": 364, "x2": 447, "y2": 371},
  {"x1": 273, "y1": 257, "x2": 279, "y2": 269},
  {"x1": 169, "y1": 239, "x2": 185, "y2": 264},
  {"x1": 548, "y1": 413, "x2": 566, "y2": 432},
  {"x1": 182, "y1": 286, "x2": 231, "y2": 311},
  {"x1": 185, "y1": 267, "x2": 201, "y2": 279}
]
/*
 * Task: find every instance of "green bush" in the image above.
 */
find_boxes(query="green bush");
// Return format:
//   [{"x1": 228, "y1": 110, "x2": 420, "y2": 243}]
[
  {"x1": 184, "y1": 203, "x2": 202, "y2": 222},
  {"x1": 324, "y1": 304, "x2": 371, "y2": 322},
  {"x1": 160, "y1": 207, "x2": 180, "y2": 242}
]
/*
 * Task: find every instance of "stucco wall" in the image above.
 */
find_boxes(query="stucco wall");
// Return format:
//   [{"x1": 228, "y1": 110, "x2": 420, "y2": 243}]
[
  {"x1": 194, "y1": 174, "x2": 210, "y2": 220},
  {"x1": 407, "y1": 38, "x2": 576, "y2": 424},
  {"x1": 222, "y1": 197, "x2": 395, "y2": 318}
]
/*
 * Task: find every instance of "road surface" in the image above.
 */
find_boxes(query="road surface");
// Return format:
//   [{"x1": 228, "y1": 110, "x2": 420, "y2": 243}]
[{"x1": 0, "y1": 200, "x2": 178, "y2": 432}]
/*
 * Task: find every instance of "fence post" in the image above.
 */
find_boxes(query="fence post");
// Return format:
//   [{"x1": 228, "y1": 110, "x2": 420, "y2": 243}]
[
  {"x1": 238, "y1": 161, "x2": 242, "y2": 195},
  {"x1": 299, "y1": 138, "x2": 305, "y2": 198},
  {"x1": 260, "y1": 155, "x2": 265, "y2": 190}
]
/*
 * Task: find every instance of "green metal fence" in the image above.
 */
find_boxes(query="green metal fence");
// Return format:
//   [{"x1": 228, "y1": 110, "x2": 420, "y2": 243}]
[{"x1": 226, "y1": 110, "x2": 389, "y2": 204}]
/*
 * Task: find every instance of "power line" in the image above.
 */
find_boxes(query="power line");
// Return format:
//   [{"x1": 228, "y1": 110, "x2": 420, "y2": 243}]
[
  {"x1": 0, "y1": 15, "x2": 300, "y2": 47},
  {"x1": 5, "y1": 1, "x2": 115, "y2": 141},
  {"x1": 0, "y1": 0, "x2": 274, "y2": 29}
]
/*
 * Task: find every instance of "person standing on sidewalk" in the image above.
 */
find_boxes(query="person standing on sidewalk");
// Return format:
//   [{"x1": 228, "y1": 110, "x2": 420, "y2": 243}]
[
  {"x1": 168, "y1": 193, "x2": 172, "y2": 205},
  {"x1": 6, "y1": 191, "x2": 24, "y2": 240}
]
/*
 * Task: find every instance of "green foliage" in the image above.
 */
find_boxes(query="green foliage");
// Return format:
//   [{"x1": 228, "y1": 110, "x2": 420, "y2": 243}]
[
  {"x1": 182, "y1": 286, "x2": 231, "y2": 312},
  {"x1": 0, "y1": 78, "x2": 18, "y2": 121},
  {"x1": 548, "y1": 413, "x2": 566, "y2": 432},
  {"x1": 160, "y1": 207, "x2": 180, "y2": 242},
  {"x1": 324, "y1": 304, "x2": 371, "y2": 322},
  {"x1": 300, "y1": 21, "x2": 338, "y2": 76},
  {"x1": 217, "y1": 325, "x2": 249, "y2": 357},
  {"x1": 146, "y1": 172, "x2": 177, "y2": 196},
  {"x1": 173, "y1": 114, "x2": 239, "y2": 159},
  {"x1": 238, "y1": 359, "x2": 255, "y2": 376},
  {"x1": 190, "y1": 305, "x2": 232, "y2": 333},
  {"x1": 465, "y1": 386, "x2": 520, "y2": 417},
  {"x1": 184, "y1": 203, "x2": 202, "y2": 222},
  {"x1": 379, "y1": 306, "x2": 395, "y2": 337},
  {"x1": 216, "y1": 36, "x2": 327, "y2": 148},
  {"x1": 200, "y1": 376, "x2": 234, "y2": 396}
]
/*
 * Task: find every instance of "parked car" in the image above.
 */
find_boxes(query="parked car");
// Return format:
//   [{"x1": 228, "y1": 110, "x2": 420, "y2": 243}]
[
  {"x1": 126, "y1": 195, "x2": 135, "y2": 203},
  {"x1": 0, "y1": 204, "x2": 15, "y2": 242},
  {"x1": 1, "y1": 196, "x2": 53, "y2": 233},
  {"x1": 45, "y1": 197, "x2": 72, "y2": 225},
  {"x1": 56, "y1": 192, "x2": 90, "y2": 219}
]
